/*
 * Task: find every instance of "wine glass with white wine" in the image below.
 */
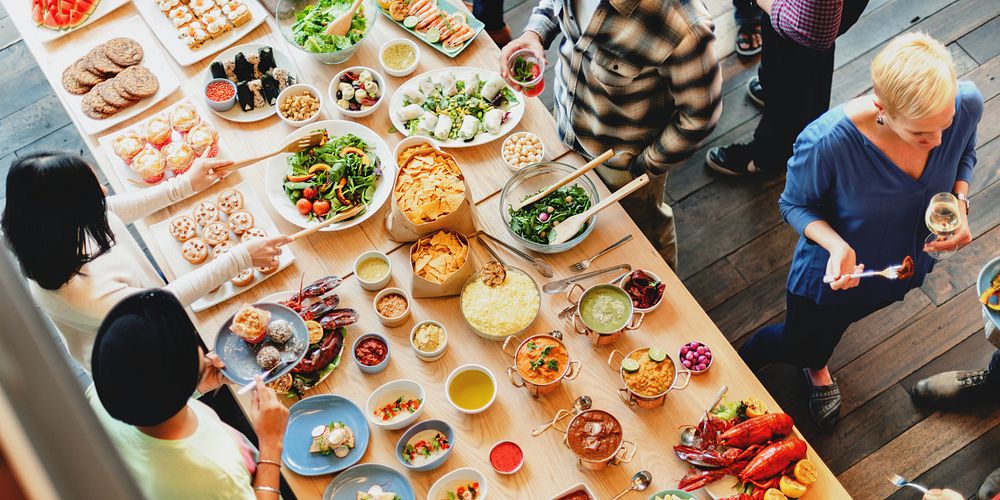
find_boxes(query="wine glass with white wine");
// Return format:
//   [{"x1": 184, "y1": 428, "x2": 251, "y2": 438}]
[{"x1": 924, "y1": 192, "x2": 962, "y2": 260}]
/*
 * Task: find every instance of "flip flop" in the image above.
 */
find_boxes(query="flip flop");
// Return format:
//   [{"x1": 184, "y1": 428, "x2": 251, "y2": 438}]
[{"x1": 736, "y1": 23, "x2": 762, "y2": 57}]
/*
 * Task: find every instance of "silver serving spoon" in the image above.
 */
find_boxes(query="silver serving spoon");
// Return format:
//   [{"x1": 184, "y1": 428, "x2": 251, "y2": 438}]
[
  {"x1": 678, "y1": 385, "x2": 728, "y2": 447},
  {"x1": 531, "y1": 395, "x2": 592, "y2": 436},
  {"x1": 608, "y1": 470, "x2": 653, "y2": 500}
]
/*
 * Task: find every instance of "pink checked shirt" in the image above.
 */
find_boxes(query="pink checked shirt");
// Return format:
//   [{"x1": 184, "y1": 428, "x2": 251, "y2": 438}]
[{"x1": 770, "y1": 0, "x2": 844, "y2": 50}]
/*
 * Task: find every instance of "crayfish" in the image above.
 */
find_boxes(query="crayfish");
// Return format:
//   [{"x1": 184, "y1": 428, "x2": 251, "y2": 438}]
[
  {"x1": 279, "y1": 275, "x2": 358, "y2": 326},
  {"x1": 675, "y1": 412, "x2": 805, "y2": 497}
]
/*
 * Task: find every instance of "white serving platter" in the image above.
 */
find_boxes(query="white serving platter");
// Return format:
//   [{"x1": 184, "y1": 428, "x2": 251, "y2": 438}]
[
  {"x1": 388, "y1": 66, "x2": 525, "y2": 148},
  {"x1": 200, "y1": 43, "x2": 299, "y2": 123},
  {"x1": 8, "y1": 0, "x2": 131, "y2": 42},
  {"x1": 47, "y1": 17, "x2": 181, "y2": 135},
  {"x1": 97, "y1": 98, "x2": 230, "y2": 192},
  {"x1": 131, "y1": 0, "x2": 268, "y2": 66},
  {"x1": 149, "y1": 179, "x2": 295, "y2": 311}
]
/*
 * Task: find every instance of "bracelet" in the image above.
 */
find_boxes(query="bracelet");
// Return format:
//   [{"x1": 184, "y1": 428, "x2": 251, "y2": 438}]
[
  {"x1": 257, "y1": 459, "x2": 281, "y2": 468},
  {"x1": 253, "y1": 486, "x2": 280, "y2": 495}
]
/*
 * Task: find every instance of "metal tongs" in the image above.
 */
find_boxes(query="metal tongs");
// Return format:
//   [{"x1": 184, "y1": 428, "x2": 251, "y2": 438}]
[{"x1": 469, "y1": 229, "x2": 554, "y2": 277}]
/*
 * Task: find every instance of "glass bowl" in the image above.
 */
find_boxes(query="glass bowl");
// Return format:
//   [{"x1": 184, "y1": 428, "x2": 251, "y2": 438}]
[
  {"x1": 276, "y1": 0, "x2": 378, "y2": 65},
  {"x1": 499, "y1": 161, "x2": 601, "y2": 254},
  {"x1": 459, "y1": 266, "x2": 540, "y2": 341}
]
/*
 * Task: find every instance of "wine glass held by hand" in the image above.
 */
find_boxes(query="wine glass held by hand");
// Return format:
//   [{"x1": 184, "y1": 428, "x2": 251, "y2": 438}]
[{"x1": 923, "y1": 192, "x2": 969, "y2": 260}]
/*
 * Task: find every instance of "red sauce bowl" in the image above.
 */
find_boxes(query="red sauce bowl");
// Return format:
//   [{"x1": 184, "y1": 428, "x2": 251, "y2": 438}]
[{"x1": 489, "y1": 440, "x2": 524, "y2": 474}]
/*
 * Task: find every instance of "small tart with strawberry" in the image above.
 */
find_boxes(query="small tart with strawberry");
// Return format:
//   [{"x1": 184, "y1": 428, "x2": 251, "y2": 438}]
[
  {"x1": 169, "y1": 215, "x2": 199, "y2": 242},
  {"x1": 229, "y1": 304, "x2": 269, "y2": 343},
  {"x1": 228, "y1": 210, "x2": 254, "y2": 235},
  {"x1": 112, "y1": 130, "x2": 147, "y2": 164},
  {"x1": 202, "y1": 221, "x2": 231, "y2": 246},
  {"x1": 162, "y1": 142, "x2": 196, "y2": 175},
  {"x1": 193, "y1": 201, "x2": 220, "y2": 226},
  {"x1": 143, "y1": 116, "x2": 173, "y2": 149},
  {"x1": 130, "y1": 149, "x2": 167, "y2": 184},
  {"x1": 181, "y1": 237, "x2": 209, "y2": 264},
  {"x1": 231, "y1": 269, "x2": 255, "y2": 287},
  {"x1": 217, "y1": 188, "x2": 244, "y2": 215},
  {"x1": 169, "y1": 102, "x2": 201, "y2": 134},
  {"x1": 240, "y1": 227, "x2": 267, "y2": 242}
]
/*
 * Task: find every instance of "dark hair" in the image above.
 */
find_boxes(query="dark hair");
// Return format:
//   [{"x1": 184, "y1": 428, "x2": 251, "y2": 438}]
[
  {"x1": 92, "y1": 290, "x2": 202, "y2": 426},
  {"x1": 2, "y1": 152, "x2": 114, "y2": 290}
]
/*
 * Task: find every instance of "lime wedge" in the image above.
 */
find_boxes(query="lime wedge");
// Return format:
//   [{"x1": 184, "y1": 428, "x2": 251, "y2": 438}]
[
  {"x1": 648, "y1": 347, "x2": 666, "y2": 362},
  {"x1": 621, "y1": 358, "x2": 640, "y2": 373},
  {"x1": 403, "y1": 15, "x2": 418, "y2": 28},
  {"x1": 425, "y1": 27, "x2": 441, "y2": 43}
]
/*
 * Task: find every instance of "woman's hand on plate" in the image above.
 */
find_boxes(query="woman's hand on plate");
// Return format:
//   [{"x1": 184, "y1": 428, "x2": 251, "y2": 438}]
[
  {"x1": 826, "y1": 243, "x2": 862, "y2": 291},
  {"x1": 186, "y1": 149, "x2": 233, "y2": 192},
  {"x1": 197, "y1": 352, "x2": 227, "y2": 394}
]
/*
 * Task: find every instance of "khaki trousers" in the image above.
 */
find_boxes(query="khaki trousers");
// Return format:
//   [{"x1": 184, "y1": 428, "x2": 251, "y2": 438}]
[{"x1": 594, "y1": 166, "x2": 678, "y2": 271}]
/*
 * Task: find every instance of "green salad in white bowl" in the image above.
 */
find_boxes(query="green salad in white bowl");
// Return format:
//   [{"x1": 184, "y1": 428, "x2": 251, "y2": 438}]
[{"x1": 277, "y1": 0, "x2": 377, "y2": 65}]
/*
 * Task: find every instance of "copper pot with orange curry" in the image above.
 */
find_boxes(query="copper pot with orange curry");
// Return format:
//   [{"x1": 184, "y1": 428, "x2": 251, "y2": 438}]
[{"x1": 502, "y1": 332, "x2": 581, "y2": 397}]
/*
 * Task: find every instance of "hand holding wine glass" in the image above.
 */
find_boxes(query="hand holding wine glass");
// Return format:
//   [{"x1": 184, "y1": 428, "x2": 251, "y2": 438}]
[{"x1": 923, "y1": 193, "x2": 969, "y2": 260}]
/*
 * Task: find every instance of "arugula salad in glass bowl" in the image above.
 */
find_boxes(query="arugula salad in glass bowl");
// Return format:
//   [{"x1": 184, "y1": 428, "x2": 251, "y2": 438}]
[
  {"x1": 500, "y1": 162, "x2": 600, "y2": 253},
  {"x1": 277, "y1": 0, "x2": 377, "y2": 65}
]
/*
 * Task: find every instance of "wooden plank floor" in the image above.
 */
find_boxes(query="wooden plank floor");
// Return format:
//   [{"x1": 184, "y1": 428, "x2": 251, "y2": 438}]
[{"x1": 2, "y1": 0, "x2": 999, "y2": 498}]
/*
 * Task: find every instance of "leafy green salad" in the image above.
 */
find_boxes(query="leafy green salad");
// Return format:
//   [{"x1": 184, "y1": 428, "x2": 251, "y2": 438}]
[
  {"x1": 291, "y1": 0, "x2": 369, "y2": 53},
  {"x1": 508, "y1": 185, "x2": 591, "y2": 244},
  {"x1": 284, "y1": 132, "x2": 381, "y2": 221}
]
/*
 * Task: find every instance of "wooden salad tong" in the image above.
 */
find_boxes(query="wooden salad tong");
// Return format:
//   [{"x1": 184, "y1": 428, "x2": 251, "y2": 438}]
[
  {"x1": 509, "y1": 149, "x2": 614, "y2": 212},
  {"x1": 216, "y1": 129, "x2": 328, "y2": 173}
]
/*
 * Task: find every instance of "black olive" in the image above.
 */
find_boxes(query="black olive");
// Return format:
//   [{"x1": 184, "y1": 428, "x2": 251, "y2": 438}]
[{"x1": 336, "y1": 90, "x2": 342, "y2": 99}]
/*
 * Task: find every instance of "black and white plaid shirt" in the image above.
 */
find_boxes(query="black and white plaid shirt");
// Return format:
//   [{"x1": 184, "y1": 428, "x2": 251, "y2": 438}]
[{"x1": 526, "y1": 0, "x2": 722, "y2": 175}]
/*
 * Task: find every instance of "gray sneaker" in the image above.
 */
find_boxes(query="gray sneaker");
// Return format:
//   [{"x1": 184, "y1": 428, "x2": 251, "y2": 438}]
[{"x1": 911, "y1": 370, "x2": 990, "y2": 407}]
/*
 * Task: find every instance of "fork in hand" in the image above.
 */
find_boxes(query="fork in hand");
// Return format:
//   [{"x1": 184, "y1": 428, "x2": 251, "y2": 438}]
[
  {"x1": 888, "y1": 473, "x2": 929, "y2": 494},
  {"x1": 570, "y1": 234, "x2": 632, "y2": 272},
  {"x1": 822, "y1": 263, "x2": 904, "y2": 284}
]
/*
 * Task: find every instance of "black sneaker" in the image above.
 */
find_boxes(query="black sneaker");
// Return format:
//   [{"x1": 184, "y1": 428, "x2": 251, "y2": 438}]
[
  {"x1": 911, "y1": 369, "x2": 991, "y2": 407},
  {"x1": 747, "y1": 76, "x2": 764, "y2": 107},
  {"x1": 804, "y1": 369, "x2": 841, "y2": 431},
  {"x1": 705, "y1": 143, "x2": 763, "y2": 176}
]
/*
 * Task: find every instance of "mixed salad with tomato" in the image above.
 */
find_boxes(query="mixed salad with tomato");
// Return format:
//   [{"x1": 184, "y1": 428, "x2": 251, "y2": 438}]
[
  {"x1": 283, "y1": 132, "x2": 381, "y2": 221},
  {"x1": 509, "y1": 53, "x2": 544, "y2": 98}
]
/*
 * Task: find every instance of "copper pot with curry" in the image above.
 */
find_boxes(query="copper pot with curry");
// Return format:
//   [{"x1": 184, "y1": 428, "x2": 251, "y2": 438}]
[
  {"x1": 607, "y1": 347, "x2": 691, "y2": 409},
  {"x1": 502, "y1": 331, "x2": 581, "y2": 397},
  {"x1": 566, "y1": 283, "x2": 644, "y2": 346},
  {"x1": 547, "y1": 408, "x2": 636, "y2": 471}
]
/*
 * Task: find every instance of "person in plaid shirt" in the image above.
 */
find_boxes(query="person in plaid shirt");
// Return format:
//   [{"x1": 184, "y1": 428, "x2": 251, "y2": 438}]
[
  {"x1": 500, "y1": 0, "x2": 722, "y2": 270},
  {"x1": 706, "y1": 0, "x2": 869, "y2": 177}
]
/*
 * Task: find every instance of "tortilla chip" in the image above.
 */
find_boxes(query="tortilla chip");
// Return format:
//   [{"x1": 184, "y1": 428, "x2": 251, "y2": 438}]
[
  {"x1": 411, "y1": 230, "x2": 469, "y2": 284},
  {"x1": 393, "y1": 144, "x2": 466, "y2": 224}
]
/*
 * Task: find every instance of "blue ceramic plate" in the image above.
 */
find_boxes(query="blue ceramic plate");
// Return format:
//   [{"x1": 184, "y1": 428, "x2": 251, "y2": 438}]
[
  {"x1": 648, "y1": 490, "x2": 698, "y2": 500},
  {"x1": 214, "y1": 302, "x2": 309, "y2": 385},
  {"x1": 322, "y1": 463, "x2": 415, "y2": 500},
  {"x1": 283, "y1": 395, "x2": 371, "y2": 476},
  {"x1": 978, "y1": 256, "x2": 1000, "y2": 329}
]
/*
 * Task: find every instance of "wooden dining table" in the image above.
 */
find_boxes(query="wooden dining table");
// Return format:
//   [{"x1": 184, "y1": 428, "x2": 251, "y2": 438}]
[{"x1": 4, "y1": 1, "x2": 852, "y2": 498}]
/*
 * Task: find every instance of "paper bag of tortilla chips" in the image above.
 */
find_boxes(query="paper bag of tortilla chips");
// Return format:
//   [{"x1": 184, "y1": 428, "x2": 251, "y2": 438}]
[
  {"x1": 385, "y1": 141, "x2": 477, "y2": 242},
  {"x1": 409, "y1": 230, "x2": 475, "y2": 298}
]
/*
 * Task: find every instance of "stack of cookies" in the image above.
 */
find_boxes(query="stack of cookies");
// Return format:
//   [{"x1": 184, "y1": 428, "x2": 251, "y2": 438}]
[
  {"x1": 60, "y1": 37, "x2": 160, "y2": 120},
  {"x1": 158, "y1": 0, "x2": 253, "y2": 49}
]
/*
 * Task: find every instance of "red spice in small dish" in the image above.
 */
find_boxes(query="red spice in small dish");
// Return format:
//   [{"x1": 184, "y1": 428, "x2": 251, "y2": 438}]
[
  {"x1": 355, "y1": 337, "x2": 387, "y2": 366},
  {"x1": 206, "y1": 80, "x2": 236, "y2": 102},
  {"x1": 489, "y1": 441, "x2": 524, "y2": 473}
]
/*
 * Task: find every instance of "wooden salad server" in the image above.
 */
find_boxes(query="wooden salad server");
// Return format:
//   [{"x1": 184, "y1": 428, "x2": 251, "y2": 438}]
[
  {"x1": 216, "y1": 129, "x2": 328, "y2": 172},
  {"x1": 287, "y1": 205, "x2": 365, "y2": 240},
  {"x1": 324, "y1": 0, "x2": 365, "y2": 36},
  {"x1": 509, "y1": 149, "x2": 614, "y2": 212},
  {"x1": 547, "y1": 173, "x2": 649, "y2": 245}
]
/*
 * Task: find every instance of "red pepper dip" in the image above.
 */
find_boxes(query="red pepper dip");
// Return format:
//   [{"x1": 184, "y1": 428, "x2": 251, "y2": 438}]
[
  {"x1": 489, "y1": 440, "x2": 523, "y2": 474},
  {"x1": 206, "y1": 80, "x2": 236, "y2": 102},
  {"x1": 355, "y1": 336, "x2": 387, "y2": 366}
]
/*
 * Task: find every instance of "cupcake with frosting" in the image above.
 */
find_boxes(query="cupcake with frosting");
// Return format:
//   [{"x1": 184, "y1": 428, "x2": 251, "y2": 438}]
[
  {"x1": 162, "y1": 142, "x2": 196, "y2": 175},
  {"x1": 130, "y1": 149, "x2": 167, "y2": 184},
  {"x1": 169, "y1": 103, "x2": 201, "y2": 134},
  {"x1": 186, "y1": 122, "x2": 219, "y2": 157},
  {"x1": 143, "y1": 116, "x2": 173, "y2": 149},
  {"x1": 111, "y1": 129, "x2": 146, "y2": 164}
]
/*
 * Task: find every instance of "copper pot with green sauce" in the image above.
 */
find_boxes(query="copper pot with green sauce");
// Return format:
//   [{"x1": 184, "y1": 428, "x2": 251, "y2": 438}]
[{"x1": 566, "y1": 283, "x2": 644, "y2": 346}]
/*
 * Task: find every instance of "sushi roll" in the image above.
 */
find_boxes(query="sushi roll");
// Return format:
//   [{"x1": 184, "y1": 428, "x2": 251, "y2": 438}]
[
  {"x1": 247, "y1": 79, "x2": 267, "y2": 109},
  {"x1": 223, "y1": 60, "x2": 237, "y2": 82},
  {"x1": 257, "y1": 47, "x2": 276, "y2": 74},
  {"x1": 245, "y1": 52, "x2": 262, "y2": 80},
  {"x1": 236, "y1": 81, "x2": 255, "y2": 111},
  {"x1": 210, "y1": 61, "x2": 227, "y2": 80},
  {"x1": 271, "y1": 67, "x2": 293, "y2": 91},
  {"x1": 233, "y1": 52, "x2": 254, "y2": 82},
  {"x1": 260, "y1": 74, "x2": 279, "y2": 105}
]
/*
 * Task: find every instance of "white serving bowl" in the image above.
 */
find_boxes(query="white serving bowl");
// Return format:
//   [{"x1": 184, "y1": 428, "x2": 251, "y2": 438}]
[
  {"x1": 618, "y1": 269, "x2": 665, "y2": 313},
  {"x1": 378, "y1": 38, "x2": 420, "y2": 77},
  {"x1": 409, "y1": 320, "x2": 448, "y2": 361},
  {"x1": 501, "y1": 131, "x2": 545, "y2": 172},
  {"x1": 364, "y1": 379, "x2": 426, "y2": 430},
  {"x1": 445, "y1": 364, "x2": 497, "y2": 414},
  {"x1": 373, "y1": 287, "x2": 411, "y2": 328},
  {"x1": 328, "y1": 66, "x2": 386, "y2": 118},
  {"x1": 276, "y1": 83, "x2": 322, "y2": 126},
  {"x1": 354, "y1": 251, "x2": 391, "y2": 291},
  {"x1": 427, "y1": 467, "x2": 487, "y2": 500}
]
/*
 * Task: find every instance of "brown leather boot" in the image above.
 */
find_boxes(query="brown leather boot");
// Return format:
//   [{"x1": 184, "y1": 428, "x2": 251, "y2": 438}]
[{"x1": 911, "y1": 369, "x2": 990, "y2": 407}]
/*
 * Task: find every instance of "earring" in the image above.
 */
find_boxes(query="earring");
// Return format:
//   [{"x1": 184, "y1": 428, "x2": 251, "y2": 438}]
[{"x1": 876, "y1": 113, "x2": 885, "y2": 125}]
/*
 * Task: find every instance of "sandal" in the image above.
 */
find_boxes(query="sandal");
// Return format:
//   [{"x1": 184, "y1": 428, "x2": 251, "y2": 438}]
[{"x1": 736, "y1": 23, "x2": 762, "y2": 57}]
